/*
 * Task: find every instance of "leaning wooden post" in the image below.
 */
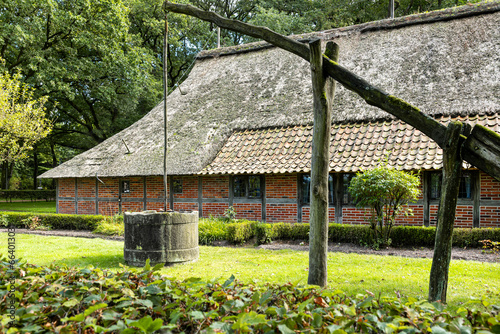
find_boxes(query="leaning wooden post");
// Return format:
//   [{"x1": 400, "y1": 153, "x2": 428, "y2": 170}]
[
  {"x1": 308, "y1": 39, "x2": 339, "y2": 287},
  {"x1": 428, "y1": 121, "x2": 464, "y2": 303}
]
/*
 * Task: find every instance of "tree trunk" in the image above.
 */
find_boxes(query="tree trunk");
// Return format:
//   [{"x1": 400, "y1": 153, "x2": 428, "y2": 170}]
[
  {"x1": 308, "y1": 40, "x2": 338, "y2": 287},
  {"x1": 428, "y1": 121, "x2": 464, "y2": 303},
  {"x1": 33, "y1": 146, "x2": 39, "y2": 190}
]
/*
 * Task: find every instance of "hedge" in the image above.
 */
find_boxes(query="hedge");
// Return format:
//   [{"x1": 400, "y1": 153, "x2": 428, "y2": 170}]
[
  {"x1": 0, "y1": 211, "x2": 113, "y2": 230},
  {"x1": 204, "y1": 219, "x2": 500, "y2": 248},
  {"x1": 1, "y1": 212, "x2": 499, "y2": 249},
  {"x1": 0, "y1": 190, "x2": 56, "y2": 202}
]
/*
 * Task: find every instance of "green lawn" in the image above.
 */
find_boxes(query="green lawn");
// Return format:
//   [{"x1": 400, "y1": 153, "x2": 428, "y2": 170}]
[
  {"x1": 0, "y1": 200, "x2": 56, "y2": 213},
  {"x1": 1, "y1": 233, "x2": 499, "y2": 308}
]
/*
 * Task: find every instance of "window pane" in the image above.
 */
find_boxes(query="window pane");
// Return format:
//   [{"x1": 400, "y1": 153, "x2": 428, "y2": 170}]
[
  {"x1": 301, "y1": 174, "x2": 311, "y2": 204},
  {"x1": 173, "y1": 178, "x2": 182, "y2": 194},
  {"x1": 458, "y1": 173, "x2": 472, "y2": 199},
  {"x1": 430, "y1": 173, "x2": 442, "y2": 200},
  {"x1": 122, "y1": 181, "x2": 130, "y2": 193},
  {"x1": 233, "y1": 176, "x2": 246, "y2": 197},
  {"x1": 328, "y1": 174, "x2": 334, "y2": 204},
  {"x1": 343, "y1": 174, "x2": 353, "y2": 204},
  {"x1": 248, "y1": 176, "x2": 261, "y2": 198}
]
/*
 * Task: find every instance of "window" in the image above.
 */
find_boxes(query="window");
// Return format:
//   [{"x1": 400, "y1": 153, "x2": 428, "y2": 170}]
[
  {"x1": 301, "y1": 174, "x2": 311, "y2": 204},
  {"x1": 300, "y1": 174, "x2": 335, "y2": 204},
  {"x1": 173, "y1": 178, "x2": 183, "y2": 194},
  {"x1": 233, "y1": 175, "x2": 262, "y2": 198},
  {"x1": 342, "y1": 174, "x2": 354, "y2": 205},
  {"x1": 121, "y1": 180, "x2": 130, "y2": 193},
  {"x1": 458, "y1": 173, "x2": 472, "y2": 199},
  {"x1": 430, "y1": 173, "x2": 442, "y2": 200},
  {"x1": 429, "y1": 171, "x2": 473, "y2": 200}
]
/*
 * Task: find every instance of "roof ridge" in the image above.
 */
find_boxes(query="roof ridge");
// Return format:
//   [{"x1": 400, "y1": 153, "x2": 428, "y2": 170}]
[{"x1": 198, "y1": 1, "x2": 500, "y2": 59}]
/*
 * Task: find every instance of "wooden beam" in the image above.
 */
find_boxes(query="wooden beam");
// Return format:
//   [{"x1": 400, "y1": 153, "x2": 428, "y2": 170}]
[
  {"x1": 308, "y1": 40, "x2": 338, "y2": 287},
  {"x1": 428, "y1": 121, "x2": 463, "y2": 303},
  {"x1": 463, "y1": 124, "x2": 500, "y2": 182}
]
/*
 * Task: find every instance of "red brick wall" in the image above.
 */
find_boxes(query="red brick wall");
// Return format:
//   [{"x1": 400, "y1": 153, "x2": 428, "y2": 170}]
[
  {"x1": 122, "y1": 177, "x2": 144, "y2": 199},
  {"x1": 394, "y1": 205, "x2": 424, "y2": 225},
  {"x1": 202, "y1": 176, "x2": 229, "y2": 199},
  {"x1": 99, "y1": 202, "x2": 120, "y2": 216},
  {"x1": 98, "y1": 178, "x2": 119, "y2": 198},
  {"x1": 480, "y1": 172, "x2": 500, "y2": 227},
  {"x1": 146, "y1": 176, "x2": 165, "y2": 199},
  {"x1": 266, "y1": 204, "x2": 297, "y2": 223},
  {"x1": 174, "y1": 203, "x2": 199, "y2": 212},
  {"x1": 266, "y1": 174, "x2": 297, "y2": 199},
  {"x1": 342, "y1": 207, "x2": 372, "y2": 224},
  {"x1": 77, "y1": 178, "x2": 96, "y2": 198},
  {"x1": 59, "y1": 200, "x2": 75, "y2": 214},
  {"x1": 122, "y1": 202, "x2": 144, "y2": 213},
  {"x1": 78, "y1": 201, "x2": 96, "y2": 215},
  {"x1": 55, "y1": 171, "x2": 500, "y2": 228},
  {"x1": 174, "y1": 176, "x2": 198, "y2": 199},
  {"x1": 301, "y1": 207, "x2": 335, "y2": 223},
  {"x1": 234, "y1": 203, "x2": 261, "y2": 221},
  {"x1": 59, "y1": 178, "x2": 75, "y2": 197},
  {"x1": 480, "y1": 172, "x2": 500, "y2": 201},
  {"x1": 202, "y1": 203, "x2": 229, "y2": 218},
  {"x1": 147, "y1": 201, "x2": 167, "y2": 211}
]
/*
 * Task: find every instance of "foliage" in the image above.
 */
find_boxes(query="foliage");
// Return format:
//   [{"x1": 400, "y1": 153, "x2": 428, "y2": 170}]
[
  {"x1": 0, "y1": 212, "x2": 107, "y2": 230},
  {"x1": 92, "y1": 215, "x2": 124, "y2": 236},
  {"x1": 0, "y1": 69, "x2": 52, "y2": 164},
  {"x1": 1, "y1": 257, "x2": 500, "y2": 333},
  {"x1": 226, "y1": 220, "x2": 257, "y2": 244},
  {"x1": 223, "y1": 206, "x2": 237, "y2": 221},
  {"x1": 480, "y1": 240, "x2": 500, "y2": 254},
  {"x1": 198, "y1": 217, "x2": 227, "y2": 245},
  {"x1": 349, "y1": 167, "x2": 420, "y2": 247},
  {"x1": 21, "y1": 215, "x2": 51, "y2": 231},
  {"x1": 0, "y1": 190, "x2": 55, "y2": 202}
]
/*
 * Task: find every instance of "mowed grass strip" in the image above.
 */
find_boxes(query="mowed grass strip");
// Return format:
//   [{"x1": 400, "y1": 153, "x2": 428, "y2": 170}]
[
  {"x1": 0, "y1": 200, "x2": 56, "y2": 213},
  {"x1": 1, "y1": 233, "x2": 499, "y2": 307}
]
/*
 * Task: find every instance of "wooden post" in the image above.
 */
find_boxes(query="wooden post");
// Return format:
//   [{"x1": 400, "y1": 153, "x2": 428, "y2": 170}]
[
  {"x1": 163, "y1": 16, "x2": 169, "y2": 211},
  {"x1": 428, "y1": 121, "x2": 463, "y2": 303},
  {"x1": 308, "y1": 39, "x2": 339, "y2": 287}
]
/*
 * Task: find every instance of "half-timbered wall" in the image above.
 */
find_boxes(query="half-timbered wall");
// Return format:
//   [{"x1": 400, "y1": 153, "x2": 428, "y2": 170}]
[{"x1": 56, "y1": 170, "x2": 500, "y2": 227}]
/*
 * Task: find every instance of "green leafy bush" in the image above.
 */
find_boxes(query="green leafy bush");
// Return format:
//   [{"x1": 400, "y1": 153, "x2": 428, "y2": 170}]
[
  {"x1": 226, "y1": 220, "x2": 257, "y2": 244},
  {"x1": 1, "y1": 257, "x2": 499, "y2": 333},
  {"x1": 349, "y1": 167, "x2": 420, "y2": 247},
  {"x1": 0, "y1": 211, "x2": 106, "y2": 230},
  {"x1": 92, "y1": 215, "x2": 124, "y2": 236},
  {"x1": 198, "y1": 217, "x2": 228, "y2": 245}
]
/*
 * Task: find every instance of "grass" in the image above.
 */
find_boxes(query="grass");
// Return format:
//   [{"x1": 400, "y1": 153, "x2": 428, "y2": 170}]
[
  {"x1": 1, "y1": 233, "x2": 499, "y2": 308},
  {"x1": 0, "y1": 200, "x2": 56, "y2": 213}
]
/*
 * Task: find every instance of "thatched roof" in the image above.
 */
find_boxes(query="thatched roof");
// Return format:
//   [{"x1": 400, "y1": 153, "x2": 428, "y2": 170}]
[{"x1": 40, "y1": 1, "x2": 500, "y2": 179}]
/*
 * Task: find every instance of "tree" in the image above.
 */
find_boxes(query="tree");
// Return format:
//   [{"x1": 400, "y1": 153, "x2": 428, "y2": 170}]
[
  {"x1": 349, "y1": 167, "x2": 420, "y2": 247},
  {"x1": 0, "y1": 0, "x2": 159, "y2": 152},
  {"x1": 0, "y1": 68, "x2": 52, "y2": 188}
]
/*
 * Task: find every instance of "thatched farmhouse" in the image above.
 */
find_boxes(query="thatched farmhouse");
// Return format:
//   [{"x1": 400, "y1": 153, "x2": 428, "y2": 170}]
[{"x1": 40, "y1": 2, "x2": 500, "y2": 228}]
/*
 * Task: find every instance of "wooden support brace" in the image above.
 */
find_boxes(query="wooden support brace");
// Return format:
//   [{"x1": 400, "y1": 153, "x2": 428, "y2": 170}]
[
  {"x1": 428, "y1": 121, "x2": 463, "y2": 303},
  {"x1": 308, "y1": 39, "x2": 338, "y2": 287}
]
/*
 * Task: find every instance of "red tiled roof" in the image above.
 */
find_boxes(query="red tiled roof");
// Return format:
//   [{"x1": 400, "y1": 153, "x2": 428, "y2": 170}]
[{"x1": 201, "y1": 114, "x2": 500, "y2": 175}]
